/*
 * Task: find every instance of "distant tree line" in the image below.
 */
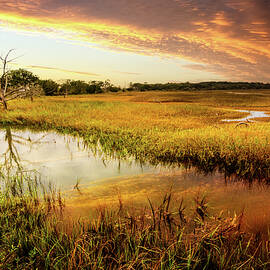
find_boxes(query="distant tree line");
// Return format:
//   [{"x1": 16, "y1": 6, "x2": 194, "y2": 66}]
[
  {"x1": 9, "y1": 70, "x2": 270, "y2": 97},
  {"x1": 39, "y1": 78, "x2": 122, "y2": 96},
  {"x1": 4, "y1": 68, "x2": 270, "y2": 101},
  {"x1": 128, "y1": 81, "x2": 270, "y2": 91},
  {"x1": 37, "y1": 80, "x2": 270, "y2": 96}
]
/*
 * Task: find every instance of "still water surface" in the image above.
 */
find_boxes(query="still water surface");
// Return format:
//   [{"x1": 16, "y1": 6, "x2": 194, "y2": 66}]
[
  {"x1": 1, "y1": 126, "x2": 270, "y2": 232},
  {"x1": 0, "y1": 127, "x2": 158, "y2": 189},
  {"x1": 223, "y1": 110, "x2": 270, "y2": 122}
]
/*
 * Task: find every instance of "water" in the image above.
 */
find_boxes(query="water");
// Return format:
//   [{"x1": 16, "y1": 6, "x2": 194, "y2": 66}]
[
  {"x1": 67, "y1": 168, "x2": 270, "y2": 234},
  {"x1": 1, "y1": 126, "x2": 270, "y2": 233},
  {"x1": 0, "y1": 127, "x2": 159, "y2": 190},
  {"x1": 222, "y1": 110, "x2": 269, "y2": 122}
]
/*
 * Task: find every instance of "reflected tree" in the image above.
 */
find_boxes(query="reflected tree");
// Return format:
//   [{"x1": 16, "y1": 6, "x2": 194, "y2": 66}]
[
  {"x1": 2, "y1": 127, "x2": 23, "y2": 174},
  {"x1": 0, "y1": 127, "x2": 49, "y2": 177}
]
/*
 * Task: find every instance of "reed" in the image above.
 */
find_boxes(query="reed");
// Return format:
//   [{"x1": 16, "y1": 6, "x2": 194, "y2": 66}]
[
  {"x1": 1, "y1": 90, "x2": 270, "y2": 268},
  {"x1": 0, "y1": 91, "x2": 270, "y2": 181},
  {"x1": 1, "y1": 175, "x2": 270, "y2": 269}
]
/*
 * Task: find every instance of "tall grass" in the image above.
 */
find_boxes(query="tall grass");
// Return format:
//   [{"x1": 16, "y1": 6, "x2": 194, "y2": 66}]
[
  {"x1": 1, "y1": 174, "x2": 270, "y2": 269},
  {"x1": 2, "y1": 91, "x2": 270, "y2": 268},
  {"x1": 1, "y1": 92, "x2": 270, "y2": 181}
]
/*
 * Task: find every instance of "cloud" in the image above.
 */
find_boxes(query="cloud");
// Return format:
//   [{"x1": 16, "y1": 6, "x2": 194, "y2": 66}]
[
  {"x1": 27, "y1": 65, "x2": 100, "y2": 76},
  {"x1": 0, "y1": 0, "x2": 270, "y2": 81},
  {"x1": 113, "y1": 71, "x2": 141, "y2": 75}
]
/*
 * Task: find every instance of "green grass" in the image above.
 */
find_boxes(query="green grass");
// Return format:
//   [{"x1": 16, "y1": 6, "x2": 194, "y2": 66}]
[
  {"x1": 1, "y1": 90, "x2": 270, "y2": 268},
  {"x1": 1, "y1": 175, "x2": 270, "y2": 269},
  {"x1": 1, "y1": 91, "x2": 270, "y2": 181}
]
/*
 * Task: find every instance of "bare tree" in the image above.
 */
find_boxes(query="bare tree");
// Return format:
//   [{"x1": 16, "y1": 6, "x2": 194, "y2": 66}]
[
  {"x1": 0, "y1": 50, "x2": 41, "y2": 109},
  {"x1": 0, "y1": 49, "x2": 14, "y2": 109}
]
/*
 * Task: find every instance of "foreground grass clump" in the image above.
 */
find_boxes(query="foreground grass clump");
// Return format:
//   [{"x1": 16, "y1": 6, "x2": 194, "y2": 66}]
[{"x1": 1, "y1": 177, "x2": 270, "y2": 269}]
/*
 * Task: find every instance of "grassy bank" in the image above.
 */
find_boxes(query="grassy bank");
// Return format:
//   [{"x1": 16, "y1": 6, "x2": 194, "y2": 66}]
[
  {"x1": 1, "y1": 176, "x2": 270, "y2": 269},
  {"x1": 1, "y1": 90, "x2": 270, "y2": 180},
  {"x1": 1, "y1": 90, "x2": 270, "y2": 268}
]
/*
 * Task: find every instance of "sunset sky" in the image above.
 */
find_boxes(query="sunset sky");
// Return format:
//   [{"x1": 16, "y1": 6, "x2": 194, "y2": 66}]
[{"x1": 0, "y1": 0, "x2": 269, "y2": 86}]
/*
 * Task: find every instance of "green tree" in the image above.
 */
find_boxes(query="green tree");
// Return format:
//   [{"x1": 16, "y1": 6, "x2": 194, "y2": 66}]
[
  {"x1": 39, "y1": 79, "x2": 59, "y2": 96},
  {"x1": 59, "y1": 80, "x2": 90, "y2": 97},
  {"x1": 87, "y1": 81, "x2": 104, "y2": 94},
  {"x1": 68, "y1": 80, "x2": 89, "y2": 95},
  {"x1": 8, "y1": 68, "x2": 42, "y2": 101},
  {"x1": 8, "y1": 68, "x2": 39, "y2": 88}
]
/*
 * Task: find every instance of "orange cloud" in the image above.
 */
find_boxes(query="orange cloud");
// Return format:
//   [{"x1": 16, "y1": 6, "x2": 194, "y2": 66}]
[{"x1": 0, "y1": 0, "x2": 270, "y2": 81}]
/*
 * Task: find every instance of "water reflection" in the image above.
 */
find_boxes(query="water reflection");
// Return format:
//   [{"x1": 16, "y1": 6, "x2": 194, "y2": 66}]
[
  {"x1": 66, "y1": 169, "x2": 270, "y2": 235},
  {"x1": 2, "y1": 127, "x2": 23, "y2": 174},
  {"x1": 1, "y1": 127, "x2": 50, "y2": 176},
  {"x1": 2, "y1": 126, "x2": 270, "y2": 234},
  {"x1": 0, "y1": 126, "x2": 269, "y2": 188},
  {"x1": 0, "y1": 127, "x2": 158, "y2": 189}
]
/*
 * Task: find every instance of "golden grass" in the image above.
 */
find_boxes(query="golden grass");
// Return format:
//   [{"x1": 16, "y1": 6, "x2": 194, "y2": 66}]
[
  {"x1": 65, "y1": 169, "x2": 270, "y2": 236},
  {"x1": 0, "y1": 92, "x2": 250, "y2": 132},
  {"x1": 2, "y1": 175, "x2": 269, "y2": 269},
  {"x1": 1, "y1": 90, "x2": 270, "y2": 180},
  {"x1": 2, "y1": 91, "x2": 270, "y2": 268},
  {"x1": 67, "y1": 89, "x2": 270, "y2": 109}
]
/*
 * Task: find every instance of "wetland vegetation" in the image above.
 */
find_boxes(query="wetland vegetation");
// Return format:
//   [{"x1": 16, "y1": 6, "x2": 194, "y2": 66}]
[
  {"x1": 2, "y1": 90, "x2": 270, "y2": 180},
  {"x1": 2, "y1": 176, "x2": 270, "y2": 269},
  {"x1": 1, "y1": 89, "x2": 270, "y2": 269}
]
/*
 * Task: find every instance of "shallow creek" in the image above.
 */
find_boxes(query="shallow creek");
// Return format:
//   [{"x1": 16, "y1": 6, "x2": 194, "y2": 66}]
[
  {"x1": 1, "y1": 126, "x2": 270, "y2": 233},
  {"x1": 223, "y1": 110, "x2": 270, "y2": 122}
]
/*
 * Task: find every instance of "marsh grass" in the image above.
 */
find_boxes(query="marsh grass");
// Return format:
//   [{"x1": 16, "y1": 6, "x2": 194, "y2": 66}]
[
  {"x1": 1, "y1": 91, "x2": 270, "y2": 181},
  {"x1": 1, "y1": 175, "x2": 270, "y2": 269},
  {"x1": 69, "y1": 90, "x2": 270, "y2": 108},
  {"x1": 65, "y1": 170, "x2": 270, "y2": 241},
  {"x1": 2, "y1": 91, "x2": 270, "y2": 268}
]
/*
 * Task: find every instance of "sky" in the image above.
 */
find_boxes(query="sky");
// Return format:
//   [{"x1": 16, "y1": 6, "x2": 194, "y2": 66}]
[{"x1": 0, "y1": 0, "x2": 270, "y2": 86}]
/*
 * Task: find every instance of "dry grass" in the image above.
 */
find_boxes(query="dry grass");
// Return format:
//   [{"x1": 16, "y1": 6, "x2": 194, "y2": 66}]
[
  {"x1": 1, "y1": 90, "x2": 270, "y2": 268},
  {"x1": 1, "y1": 90, "x2": 270, "y2": 181},
  {"x1": 1, "y1": 176, "x2": 270, "y2": 269}
]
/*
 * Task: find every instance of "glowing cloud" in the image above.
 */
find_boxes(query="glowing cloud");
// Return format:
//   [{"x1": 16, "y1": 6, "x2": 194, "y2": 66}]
[{"x1": 0, "y1": 0, "x2": 270, "y2": 81}]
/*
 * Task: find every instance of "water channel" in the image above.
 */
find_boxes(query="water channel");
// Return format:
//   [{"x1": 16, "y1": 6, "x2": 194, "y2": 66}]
[
  {"x1": 1, "y1": 126, "x2": 270, "y2": 233},
  {"x1": 222, "y1": 110, "x2": 270, "y2": 122}
]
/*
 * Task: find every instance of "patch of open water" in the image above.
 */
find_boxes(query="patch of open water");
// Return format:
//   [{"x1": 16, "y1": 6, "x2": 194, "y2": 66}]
[
  {"x1": 223, "y1": 110, "x2": 270, "y2": 122},
  {"x1": 1, "y1": 126, "x2": 270, "y2": 233},
  {"x1": 0, "y1": 127, "x2": 160, "y2": 190}
]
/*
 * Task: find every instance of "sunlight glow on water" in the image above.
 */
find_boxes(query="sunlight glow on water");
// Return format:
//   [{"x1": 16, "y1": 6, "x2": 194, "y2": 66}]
[
  {"x1": 1, "y1": 127, "x2": 270, "y2": 232},
  {"x1": 0, "y1": 127, "x2": 159, "y2": 190}
]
